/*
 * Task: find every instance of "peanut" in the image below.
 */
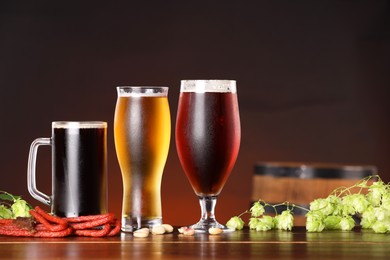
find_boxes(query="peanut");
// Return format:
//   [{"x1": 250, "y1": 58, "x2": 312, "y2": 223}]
[
  {"x1": 162, "y1": 224, "x2": 174, "y2": 233},
  {"x1": 179, "y1": 226, "x2": 195, "y2": 236},
  {"x1": 133, "y1": 228, "x2": 150, "y2": 238},
  {"x1": 151, "y1": 225, "x2": 166, "y2": 235},
  {"x1": 208, "y1": 227, "x2": 223, "y2": 235}
]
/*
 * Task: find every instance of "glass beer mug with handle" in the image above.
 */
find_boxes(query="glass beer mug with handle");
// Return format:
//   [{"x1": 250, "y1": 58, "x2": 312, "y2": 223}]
[
  {"x1": 114, "y1": 86, "x2": 171, "y2": 232},
  {"x1": 27, "y1": 121, "x2": 108, "y2": 217},
  {"x1": 175, "y1": 80, "x2": 241, "y2": 232}
]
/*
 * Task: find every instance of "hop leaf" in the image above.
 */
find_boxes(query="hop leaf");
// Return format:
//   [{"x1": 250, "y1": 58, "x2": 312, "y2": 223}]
[
  {"x1": 226, "y1": 216, "x2": 244, "y2": 230},
  {"x1": 0, "y1": 192, "x2": 20, "y2": 202},
  {"x1": 250, "y1": 201, "x2": 265, "y2": 217}
]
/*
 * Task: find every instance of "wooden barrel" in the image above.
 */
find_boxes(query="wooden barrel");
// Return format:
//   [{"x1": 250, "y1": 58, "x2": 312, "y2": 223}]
[{"x1": 251, "y1": 162, "x2": 377, "y2": 218}]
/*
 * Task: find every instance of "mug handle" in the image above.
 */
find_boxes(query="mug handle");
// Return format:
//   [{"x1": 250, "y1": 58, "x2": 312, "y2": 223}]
[{"x1": 27, "y1": 137, "x2": 52, "y2": 205}]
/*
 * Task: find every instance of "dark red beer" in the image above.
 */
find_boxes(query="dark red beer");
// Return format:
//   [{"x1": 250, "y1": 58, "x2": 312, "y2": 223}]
[{"x1": 175, "y1": 92, "x2": 241, "y2": 196}]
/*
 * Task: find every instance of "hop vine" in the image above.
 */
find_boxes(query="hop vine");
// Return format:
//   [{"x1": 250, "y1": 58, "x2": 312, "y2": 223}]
[
  {"x1": 0, "y1": 191, "x2": 32, "y2": 219},
  {"x1": 226, "y1": 175, "x2": 390, "y2": 234},
  {"x1": 226, "y1": 200, "x2": 298, "y2": 231}
]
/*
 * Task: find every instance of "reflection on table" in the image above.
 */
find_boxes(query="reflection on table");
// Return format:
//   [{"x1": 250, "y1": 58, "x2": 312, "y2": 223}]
[{"x1": 0, "y1": 227, "x2": 389, "y2": 259}]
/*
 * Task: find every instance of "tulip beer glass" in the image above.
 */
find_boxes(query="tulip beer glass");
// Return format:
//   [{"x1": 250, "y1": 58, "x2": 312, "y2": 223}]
[
  {"x1": 175, "y1": 80, "x2": 241, "y2": 232},
  {"x1": 114, "y1": 87, "x2": 171, "y2": 232}
]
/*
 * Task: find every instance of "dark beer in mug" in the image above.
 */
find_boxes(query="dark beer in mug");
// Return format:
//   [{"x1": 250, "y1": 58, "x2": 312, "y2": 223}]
[
  {"x1": 52, "y1": 122, "x2": 107, "y2": 217},
  {"x1": 27, "y1": 121, "x2": 108, "y2": 218}
]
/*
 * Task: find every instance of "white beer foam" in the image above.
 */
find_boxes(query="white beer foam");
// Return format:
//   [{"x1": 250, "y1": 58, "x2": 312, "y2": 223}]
[
  {"x1": 117, "y1": 86, "x2": 168, "y2": 97},
  {"x1": 53, "y1": 121, "x2": 107, "y2": 129},
  {"x1": 180, "y1": 80, "x2": 236, "y2": 93}
]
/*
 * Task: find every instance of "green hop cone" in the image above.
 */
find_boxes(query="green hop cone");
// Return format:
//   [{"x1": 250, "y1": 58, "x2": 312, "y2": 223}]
[
  {"x1": 248, "y1": 217, "x2": 259, "y2": 230},
  {"x1": 366, "y1": 181, "x2": 387, "y2": 206},
  {"x1": 226, "y1": 216, "x2": 244, "y2": 230},
  {"x1": 310, "y1": 197, "x2": 336, "y2": 216},
  {"x1": 361, "y1": 206, "x2": 376, "y2": 229},
  {"x1": 339, "y1": 216, "x2": 355, "y2": 231},
  {"x1": 306, "y1": 211, "x2": 325, "y2": 232},
  {"x1": 352, "y1": 194, "x2": 370, "y2": 214},
  {"x1": 341, "y1": 204, "x2": 355, "y2": 216},
  {"x1": 327, "y1": 195, "x2": 343, "y2": 215},
  {"x1": 274, "y1": 210, "x2": 294, "y2": 231},
  {"x1": 372, "y1": 220, "x2": 390, "y2": 234},
  {"x1": 373, "y1": 206, "x2": 390, "y2": 222},
  {"x1": 324, "y1": 215, "x2": 342, "y2": 230},
  {"x1": 255, "y1": 215, "x2": 274, "y2": 231},
  {"x1": 11, "y1": 199, "x2": 31, "y2": 218},
  {"x1": 250, "y1": 201, "x2": 265, "y2": 217},
  {"x1": 341, "y1": 195, "x2": 356, "y2": 216},
  {"x1": 381, "y1": 193, "x2": 390, "y2": 211},
  {"x1": 342, "y1": 194, "x2": 370, "y2": 215},
  {"x1": 309, "y1": 198, "x2": 327, "y2": 211}
]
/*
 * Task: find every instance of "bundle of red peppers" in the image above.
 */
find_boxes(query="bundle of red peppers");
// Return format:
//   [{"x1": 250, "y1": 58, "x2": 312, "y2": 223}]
[{"x1": 0, "y1": 206, "x2": 120, "y2": 237}]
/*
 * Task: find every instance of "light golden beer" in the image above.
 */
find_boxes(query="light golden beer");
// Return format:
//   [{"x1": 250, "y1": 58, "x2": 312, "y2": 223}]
[{"x1": 114, "y1": 87, "x2": 171, "y2": 232}]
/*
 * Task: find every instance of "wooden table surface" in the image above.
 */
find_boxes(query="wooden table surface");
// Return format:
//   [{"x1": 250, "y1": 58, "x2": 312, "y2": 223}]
[{"x1": 1, "y1": 227, "x2": 389, "y2": 259}]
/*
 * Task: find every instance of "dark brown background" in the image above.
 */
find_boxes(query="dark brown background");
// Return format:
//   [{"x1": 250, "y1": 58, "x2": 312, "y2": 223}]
[{"x1": 1, "y1": 1, "x2": 389, "y2": 225}]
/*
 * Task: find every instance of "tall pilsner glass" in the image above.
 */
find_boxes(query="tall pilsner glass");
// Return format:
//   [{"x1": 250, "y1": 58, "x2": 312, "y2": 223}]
[
  {"x1": 114, "y1": 87, "x2": 171, "y2": 232},
  {"x1": 175, "y1": 80, "x2": 241, "y2": 232}
]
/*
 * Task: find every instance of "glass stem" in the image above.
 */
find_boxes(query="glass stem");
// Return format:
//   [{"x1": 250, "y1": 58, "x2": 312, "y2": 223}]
[{"x1": 199, "y1": 196, "x2": 217, "y2": 223}]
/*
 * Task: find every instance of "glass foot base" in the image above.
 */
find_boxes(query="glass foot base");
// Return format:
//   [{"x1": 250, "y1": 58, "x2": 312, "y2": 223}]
[
  {"x1": 190, "y1": 219, "x2": 235, "y2": 233},
  {"x1": 186, "y1": 195, "x2": 235, "y2": 233}
]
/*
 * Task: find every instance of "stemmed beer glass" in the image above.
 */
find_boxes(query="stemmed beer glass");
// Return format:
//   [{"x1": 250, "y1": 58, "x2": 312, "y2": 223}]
[{"x1": 175, "y1": 80, "x2": 241, "y2": 232}]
